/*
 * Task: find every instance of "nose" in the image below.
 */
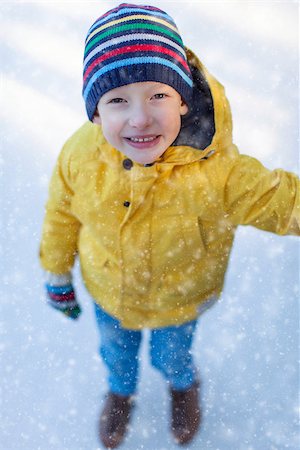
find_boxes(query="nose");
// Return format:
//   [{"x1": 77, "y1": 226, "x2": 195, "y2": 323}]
[{"x1": 128, "y1": 103, "x2": 152, "y2": 129}]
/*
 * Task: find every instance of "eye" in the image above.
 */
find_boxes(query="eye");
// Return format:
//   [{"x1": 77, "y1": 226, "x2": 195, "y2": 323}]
[
  {"x1": 108, "y1": 98, "x2": 126, "y2": 104},
  {"x1": 152, "y1": 93, "x2": 167, "y2": 100}
]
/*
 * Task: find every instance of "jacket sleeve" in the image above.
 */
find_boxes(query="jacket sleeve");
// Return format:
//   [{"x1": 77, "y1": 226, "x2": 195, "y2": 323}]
[
  {"x1": 223, "y1": 151, "x2": 300, "y2": 235},
  {"x1": 39, "y1": 146, "x2": 81, "y2": 274}
]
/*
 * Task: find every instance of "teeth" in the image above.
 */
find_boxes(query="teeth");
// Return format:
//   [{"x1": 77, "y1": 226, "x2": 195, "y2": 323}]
[{"x1": 129, "y1": 136, "x2": 156, "y2": 143}]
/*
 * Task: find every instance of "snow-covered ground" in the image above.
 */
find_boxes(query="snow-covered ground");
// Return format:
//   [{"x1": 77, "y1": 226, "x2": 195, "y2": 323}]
[{"x1": 1, "y1": 1, "x2": 299, "y2": 449}]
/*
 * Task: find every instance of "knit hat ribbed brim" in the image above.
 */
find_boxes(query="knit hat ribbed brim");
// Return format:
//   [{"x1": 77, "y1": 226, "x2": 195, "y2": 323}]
[{"x1": 82, "y1": 3, "x2": 193, "y2": 120}]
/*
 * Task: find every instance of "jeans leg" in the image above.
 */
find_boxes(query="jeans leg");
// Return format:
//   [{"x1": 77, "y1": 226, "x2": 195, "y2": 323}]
[
  {"x1": 150, "y1": 320, "x2": 198, "y2": 391},
  {"x1": 94, "y1": 303, "x2": 142, "y2": 396}
]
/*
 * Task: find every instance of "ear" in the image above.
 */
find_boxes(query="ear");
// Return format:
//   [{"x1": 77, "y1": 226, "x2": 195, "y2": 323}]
[
  {"x1": 180, "y1": 99, "x2": 189, "y2": 116},
  {"x1": 93, "y1": 108, "x2": 101, "y2": 125}
]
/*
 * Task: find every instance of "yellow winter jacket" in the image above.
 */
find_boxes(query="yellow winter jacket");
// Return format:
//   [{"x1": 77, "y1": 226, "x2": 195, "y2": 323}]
[{"x1": 40, "y1": 49, "x2": 299, "y2": 329}]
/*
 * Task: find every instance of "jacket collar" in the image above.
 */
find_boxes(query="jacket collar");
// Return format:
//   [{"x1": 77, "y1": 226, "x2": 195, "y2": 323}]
[{"x1": 157, "y1": 145, "x2": 215, "y2": 166}]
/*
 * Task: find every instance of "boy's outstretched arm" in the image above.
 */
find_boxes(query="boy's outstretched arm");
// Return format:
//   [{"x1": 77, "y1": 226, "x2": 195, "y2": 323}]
[
  {"x1": 39, "y1": 145, "x2": 82, "y2": 318},
  {"x1": 222, "y1": 151, "x2": 299, "y2": 235}
]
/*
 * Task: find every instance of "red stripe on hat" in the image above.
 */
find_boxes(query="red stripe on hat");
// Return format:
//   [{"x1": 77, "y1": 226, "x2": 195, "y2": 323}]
[{"x1": 83, "y1": 44, "x2": 189, "y2": 82}]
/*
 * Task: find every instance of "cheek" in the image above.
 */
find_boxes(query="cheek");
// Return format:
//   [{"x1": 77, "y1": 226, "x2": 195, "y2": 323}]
[
  {"x1": 101, "y1": 118, "x2": 120, "y2": 142},
  {"x1": 163, "y1": 111, "x2": 181, "y2": 137}
]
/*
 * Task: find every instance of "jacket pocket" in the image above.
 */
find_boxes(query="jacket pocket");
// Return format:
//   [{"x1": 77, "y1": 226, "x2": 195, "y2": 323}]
[{"x1": 180, "y1": 215, "x2": 206, "y2": 261}]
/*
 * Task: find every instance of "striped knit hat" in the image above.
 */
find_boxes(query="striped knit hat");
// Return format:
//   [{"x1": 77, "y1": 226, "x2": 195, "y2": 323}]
[{"x1": 83, "y1": 3, "x2": 194, "y2": 120}]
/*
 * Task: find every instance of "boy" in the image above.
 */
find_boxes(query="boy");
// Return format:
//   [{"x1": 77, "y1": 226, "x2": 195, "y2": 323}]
[{"x1": 40, "y1": 3, "x2": 299, "y2": 449}]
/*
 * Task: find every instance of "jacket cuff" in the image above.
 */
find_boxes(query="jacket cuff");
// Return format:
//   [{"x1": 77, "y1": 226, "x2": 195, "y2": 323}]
[{"x1": 44, "y1": 271, "x2": 72, "y2": 286}]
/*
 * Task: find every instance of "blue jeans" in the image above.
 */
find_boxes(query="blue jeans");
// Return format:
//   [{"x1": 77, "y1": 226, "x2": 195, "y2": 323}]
[{"x1": 94, "y1": 303, "x2": 198, "y2": 396}]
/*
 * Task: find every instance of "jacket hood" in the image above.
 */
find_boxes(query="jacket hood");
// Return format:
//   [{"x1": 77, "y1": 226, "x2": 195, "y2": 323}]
[{"x1": 171, "y1": 48, "x2": 233, "y2": 162}]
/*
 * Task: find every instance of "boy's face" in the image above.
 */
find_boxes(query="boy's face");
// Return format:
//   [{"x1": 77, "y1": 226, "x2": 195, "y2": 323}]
[{"x1": 94, "y1": 82, "x2": 188, "y2": 165}]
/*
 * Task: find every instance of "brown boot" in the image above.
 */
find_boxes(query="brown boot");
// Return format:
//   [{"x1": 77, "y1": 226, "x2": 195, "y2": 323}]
[
  {"x1": 170, "y1": 381, "x2": 201, "y2": 445},
  {"x1": 99, "y1": 392, "x2": 134, "y2": 449}
]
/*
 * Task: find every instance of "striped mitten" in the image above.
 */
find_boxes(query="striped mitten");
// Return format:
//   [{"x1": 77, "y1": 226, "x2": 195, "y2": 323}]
[{"x1": 45, "y1": 272, "x2": 81, "y2": 320}]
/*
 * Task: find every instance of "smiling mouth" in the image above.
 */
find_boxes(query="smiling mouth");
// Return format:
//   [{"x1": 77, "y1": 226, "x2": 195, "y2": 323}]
[
  {"x1": 126, "y1": 136, "x2": 159, "y2": 143},
  {"x1": 124, "y1": 135, "x2": 161, "y2": 149}
]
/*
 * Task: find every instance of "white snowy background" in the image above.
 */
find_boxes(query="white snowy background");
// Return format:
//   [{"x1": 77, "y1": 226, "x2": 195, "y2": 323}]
[{"x1": 0, "y1": 1, "x2": 299, "y2": 449}]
